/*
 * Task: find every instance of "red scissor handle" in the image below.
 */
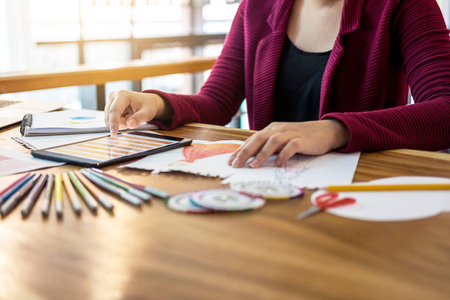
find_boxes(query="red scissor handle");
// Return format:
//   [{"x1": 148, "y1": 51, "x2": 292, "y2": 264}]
[{"x1": 315, "y1": 192, "x2": 356, "y2": 208}]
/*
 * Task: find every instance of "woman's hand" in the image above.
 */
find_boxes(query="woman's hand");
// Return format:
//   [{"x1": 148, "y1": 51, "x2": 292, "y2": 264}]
[
  {"x1": 227, "y1": 120, "x2": 350, "y2": 168},
  {"x1": 104, "y1": 90, "x2": 172, "y2": 137}
]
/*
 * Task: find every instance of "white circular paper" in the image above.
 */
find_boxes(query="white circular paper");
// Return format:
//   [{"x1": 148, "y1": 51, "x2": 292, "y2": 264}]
[
  {"x1": 311, "y1": 176, "x2": 450, "y2": 222},
  {"x1": 230, "y1": 181, "x2": 303, "y2": 200},
  {"x1": 191, "y1": 189, "x2": 265, "y2": 211},
  {"x1": 167, "y1": 192, "x2": 214, "y2": 213}
]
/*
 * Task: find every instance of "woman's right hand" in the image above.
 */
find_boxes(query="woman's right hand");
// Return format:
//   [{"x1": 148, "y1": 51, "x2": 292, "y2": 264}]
[{"x1": 104, "y1": 90, "x2": 172, "y2": 137}]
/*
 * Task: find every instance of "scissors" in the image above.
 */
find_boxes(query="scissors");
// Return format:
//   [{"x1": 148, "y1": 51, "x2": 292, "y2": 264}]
[{"x1": 296, "y1": 192, "x2": 356, "y2": 220}]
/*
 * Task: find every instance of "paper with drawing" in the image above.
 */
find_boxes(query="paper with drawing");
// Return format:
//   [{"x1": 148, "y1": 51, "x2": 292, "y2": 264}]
[{"x1": 123, "y1": 140, "x2": 361, "y2": 188}]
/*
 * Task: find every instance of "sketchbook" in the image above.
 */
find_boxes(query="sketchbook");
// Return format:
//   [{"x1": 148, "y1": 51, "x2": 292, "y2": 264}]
[{"x1": 20, "y1": 109, "x2": 157, "y2": 136}]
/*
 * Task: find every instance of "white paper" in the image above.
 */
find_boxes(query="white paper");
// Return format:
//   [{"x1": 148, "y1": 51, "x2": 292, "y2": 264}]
[
  {"x1": 222, "y1": 152, "x2": 361, "y2": 188},
  {"x1": 25, "y1": 109, "x2": 156, "y2": 135},
  {"x1": 311, "y1": 176, "x2": 450, "y2": 221},
  {"x1": 0, "y1": 149, "x2": 65, "y2": 176},
  {"x1": 123, "y1": 139, "x2": 360, "y2": 189}
]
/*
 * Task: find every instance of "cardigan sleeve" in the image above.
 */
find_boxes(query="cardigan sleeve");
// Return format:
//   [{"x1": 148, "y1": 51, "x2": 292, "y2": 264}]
[
  {"x1": 146, "y1": 1, "x2": 247, "y2": 130},
  {"x1": 324, "y1": 0, "x2": 450, "y2": 152}
]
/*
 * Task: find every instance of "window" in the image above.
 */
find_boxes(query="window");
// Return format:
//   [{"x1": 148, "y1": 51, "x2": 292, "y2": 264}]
[
  {"x1": 2, "y1": 0, "x2": 239, "y2": 109},
  {"x1": 437, "y1": 0, "x2": 450, "y2": 26}
]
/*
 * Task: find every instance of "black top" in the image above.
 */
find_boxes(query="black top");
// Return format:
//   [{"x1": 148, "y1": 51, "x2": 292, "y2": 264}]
[{"x1": 274, "y1": 37, "x2": 331, "y2": 122}]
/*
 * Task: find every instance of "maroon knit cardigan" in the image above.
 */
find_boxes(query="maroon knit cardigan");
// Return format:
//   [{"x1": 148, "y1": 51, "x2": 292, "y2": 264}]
[{"x1": 148, "y1": 0, "x2": 450, "y2": 152}]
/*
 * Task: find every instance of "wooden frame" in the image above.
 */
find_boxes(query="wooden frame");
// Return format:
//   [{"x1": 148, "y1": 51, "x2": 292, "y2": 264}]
[{"x1": 0, "y1": 57, "x2": 216, "y2": 109}]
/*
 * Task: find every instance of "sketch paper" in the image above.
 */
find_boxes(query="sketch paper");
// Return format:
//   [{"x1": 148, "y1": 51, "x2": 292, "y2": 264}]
[
  {"x1": 0, "y1": 149, "x2": 64, "y2": 176},
  {"x1": 123, "y1": 140, "x2": 243, "y2": 178},
  {"x1": 312, "y1": 176, "x2": 450, "y2": 221},
  {"x1": 222, "y1": 152, "x2": 361, "y2": 188},
  {"x1": 123, "y1": 140, "x2": 361, "y2": 188}
]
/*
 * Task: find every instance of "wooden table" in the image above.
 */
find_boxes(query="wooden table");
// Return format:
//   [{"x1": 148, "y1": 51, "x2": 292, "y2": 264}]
[{"x1": 0, "y1": 123, "x2": 449, "y2": 300}]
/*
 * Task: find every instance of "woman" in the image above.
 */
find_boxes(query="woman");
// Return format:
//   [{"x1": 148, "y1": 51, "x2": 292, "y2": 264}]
[{"x1": 105, "y1": 0, "x2": 450, "y2": 168}]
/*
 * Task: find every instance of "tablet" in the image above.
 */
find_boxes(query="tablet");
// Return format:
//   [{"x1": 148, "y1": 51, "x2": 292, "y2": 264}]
[{"x1": 31, "y1": 131, "x2": 192, "y2": 167}]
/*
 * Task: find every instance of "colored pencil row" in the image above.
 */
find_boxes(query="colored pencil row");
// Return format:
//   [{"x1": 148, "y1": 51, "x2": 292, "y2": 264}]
[{"x1": 0, "y1": 168, "x2": 169, "y2": 219}]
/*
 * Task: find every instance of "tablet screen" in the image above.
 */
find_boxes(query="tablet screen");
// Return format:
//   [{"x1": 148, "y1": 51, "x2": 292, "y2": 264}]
[{"x1": 31, "y1": 131, "x2": 192, "y2": 167}]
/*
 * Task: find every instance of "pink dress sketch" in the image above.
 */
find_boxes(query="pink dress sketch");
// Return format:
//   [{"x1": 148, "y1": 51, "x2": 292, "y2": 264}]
[{"x1": 180, "y1": 143, "x2": 240, "y2": 163}]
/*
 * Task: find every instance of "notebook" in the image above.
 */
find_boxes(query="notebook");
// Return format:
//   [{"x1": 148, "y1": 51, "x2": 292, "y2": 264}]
[
  {"x1": 19, "y1": 109, "x2": 157, "y2": 136},
  {"x1": 0, "y1": 99, "x2": 65, "y2": 129}
]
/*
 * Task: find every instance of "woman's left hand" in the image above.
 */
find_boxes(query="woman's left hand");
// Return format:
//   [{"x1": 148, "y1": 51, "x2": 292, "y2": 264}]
[{"x1": 227, "y1": 119, "x2": 350, "y2": 168}]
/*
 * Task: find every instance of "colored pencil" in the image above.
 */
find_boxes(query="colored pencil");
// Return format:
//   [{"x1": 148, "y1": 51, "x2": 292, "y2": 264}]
[
  {"x1": 90, "y1": 168, "x2": 168, "y2": 199},
  {"x1": 21, "y1": 174, "x2": 48, "y2": 218},
  {"x1": 0, "y1": 173, "x2": 29, "y2": 199},
  {"x1": 41, "y1": 174, "x2": 55, "y2": 218},
  {"x1": 67, "y1": 171, "x2": 98, "y2": 213},
  {"x1": 80, "y1": 170, "x2": 141, "y2": 207},
  {"x1": 0, "y1": 173, "x2": 34, "y2": 204},
  {"x1": 62, "y1": 172, "x2": 82, "y2": 215},
  {"x1": 326, "y1": 183, "x2": 450, "y2": 192},
  {"x1": 85, "y1": 169, "x2": 151, "y2": 202},
  {"x1": 1, "y1": 174, "x2": 39, "y2": 217},
  {"x1": 132, "y1": 184, "x2": 168, "y2": 199},
  {"x1": 54, "y1": 174, "x2": 64, "y2": 218},
  {"x1": 73, "y1": 170, "x2": 114, "y2": 212}
]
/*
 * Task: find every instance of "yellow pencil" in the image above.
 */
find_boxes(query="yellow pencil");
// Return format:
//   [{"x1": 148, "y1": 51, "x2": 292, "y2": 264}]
[
  {"x1": 55, "y1": 173, "x2": 64, "y2": 218},
  {"x1": 326, "y1": 183, "x2": 450, "y2": 192}
]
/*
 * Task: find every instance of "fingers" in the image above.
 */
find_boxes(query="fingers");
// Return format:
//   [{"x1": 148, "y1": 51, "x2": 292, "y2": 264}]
[
  {"x1": 104, "y1": 91, "x2": 116, "y2": 128},
  {"x1": 228, "y1": 131, "x2": 293, "y2": 168},
  {"x1": 125, "y1": 108, "x2": 153, "y2": 129},
  {"x1": 227, "y1": 135, "x2": 258, "y2": 166},
  {"x1": 227, "y1": 133, "x2": 265, "y2": 167},
  {"x1": 104, "y1": 90, "x2": 166, "y2": 137},
  {"x1": 105, "y1": 90, "x2": 128, "y2": 136},
  {"x1": 227, "y1": 121, "x2": 346, "y2": 169},
  {"x1": 246, "y1": 133, "x2": 290, "y2": 168},
  {"x1": 275, "y1": 138, "x2": 305, "y2": 167},
  {"x1": 226, "y1": 123, "x2": 278, "y2": 166},
  {"x1": 108, "y1": 95, "x2": 131, "y2": 137},
  {"x1": 105, "y1": 90, "x2": 156, "y2": 137}
]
